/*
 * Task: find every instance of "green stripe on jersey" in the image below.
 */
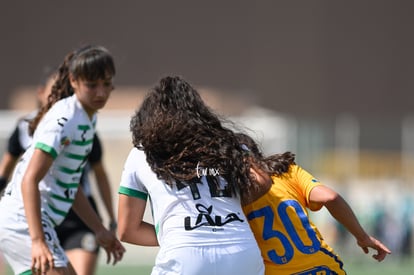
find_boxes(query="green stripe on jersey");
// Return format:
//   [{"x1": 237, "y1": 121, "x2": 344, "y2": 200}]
[
  {"x1": 78, "y1": 125, "x2": 91, "y2": 131},
  {"x1": 18, "y1": 270, "x2": 32, "y2": 275},
  {"x1": 118, "y1": 186, "x2": 148, "y2": 200},
  {"x1": 155, "y1": 223, "x2": 160, "y2": 235},
  {"x1": 35, "y1": 142, "x2": 58, "y2": 159},
  {"x1": 59, "y1": 166, "x2": 81, "y2": 174},
  {"x1": 51, "y1": 193, "x2": 75, "y2": 203},
  {"x1": 72, "y1": 139, "x2": 93, "y2": 146},
  {"x1": 48, "y1": 203, "x2": 68, "y2": 217},
  {"x1": 64, "y1": 152, "x2": 86, "y2": 160},
  {"x1": 56, "y1": 179, "x2": 79, "y2": 188}
]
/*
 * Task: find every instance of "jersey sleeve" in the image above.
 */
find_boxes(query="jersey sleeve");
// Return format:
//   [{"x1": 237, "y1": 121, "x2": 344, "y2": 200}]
[
  {"x1": 33, "y1": 115, "x2": 73, "y2": 159},
  {"x1": 118, "y1": 147, "x2": 148, "y2": 201},
  {"x1": 293, "y1": 165, "x2": 323, "y2": 207}
]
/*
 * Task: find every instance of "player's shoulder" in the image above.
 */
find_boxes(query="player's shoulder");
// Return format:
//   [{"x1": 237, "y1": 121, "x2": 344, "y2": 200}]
[
  {"x1": 122, "y1": 147, "x2": 159, "y2": 188},
  {"x1": 278, "y1": 164, "x2": 300, "y2": 178},
  {"x1": 127, "y1": 147, "x2": 147, "y2": 163},
  {"x1": 47, "y1": 96, "x2": 76, "y2": 117},
  {"x1": 48, "y1": 95, "x2": 92, "y2": 125}
]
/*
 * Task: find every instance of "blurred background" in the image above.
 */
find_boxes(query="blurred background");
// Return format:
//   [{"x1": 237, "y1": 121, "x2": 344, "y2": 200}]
[{"x1": 1, "y1": 0, "x2": 413, "y2": 273}]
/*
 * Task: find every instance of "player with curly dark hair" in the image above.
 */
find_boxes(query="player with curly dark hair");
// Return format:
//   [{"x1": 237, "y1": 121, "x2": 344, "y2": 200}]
[{"x1": 118, "y1": 76, "x2": 264, "y2": 275}]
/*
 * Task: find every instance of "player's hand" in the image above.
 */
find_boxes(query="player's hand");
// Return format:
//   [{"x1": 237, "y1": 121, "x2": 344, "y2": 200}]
[
  {"x1": 357, "y1": 235, "x2": 391, "y2": 262},
  {"x1": 96, "y1": 229, "x2": 126, "y2": 265},
  {"x1": 31, "y1": 239, "x2": 54, "y2": 274}
]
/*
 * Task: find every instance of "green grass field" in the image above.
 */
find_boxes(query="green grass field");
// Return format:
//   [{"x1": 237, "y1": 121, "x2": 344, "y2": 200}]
[
  {"x1": 341, "y1": 257, "x2": 413, "y2": 275},
  {"x1": 5, "y1": 257, "x2": 413, "y2": 274}
]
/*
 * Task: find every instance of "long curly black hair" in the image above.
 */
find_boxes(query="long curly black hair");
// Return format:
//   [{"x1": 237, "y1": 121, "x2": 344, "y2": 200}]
[
  {"x1": 28, "y1": 45, "x2": 115, "y2": 135},
  {"x1": 130, "y1": 76, "x2": 255, "y2": 197},
  {"x1": 235, "y1": 132, "x2": 296, "y2": 177}
]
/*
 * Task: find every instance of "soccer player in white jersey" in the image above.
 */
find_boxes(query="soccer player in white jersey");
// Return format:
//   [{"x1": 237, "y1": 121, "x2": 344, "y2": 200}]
[
  {"x1": 0, "y1": 69, "x2": 118, "y2": 275},
  {"x1": 0, "y1": 45, "x2": 125, "y2": 275},
  {"x1": 117, "y1": 76, "x2": 265, "y2": 275}
]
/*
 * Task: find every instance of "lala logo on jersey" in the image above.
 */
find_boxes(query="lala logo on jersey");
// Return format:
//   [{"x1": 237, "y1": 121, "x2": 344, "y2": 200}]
[{"x1": 184, "y1": 203, "x2": 244, "y2": 231}]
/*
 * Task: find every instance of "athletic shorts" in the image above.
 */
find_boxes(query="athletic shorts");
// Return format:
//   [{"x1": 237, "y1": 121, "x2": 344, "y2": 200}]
[
  {"x1": 54, "y1": 196, "x2": 100, "y2": 254},
  {"x1": 0, "y1": 209, "x2": 68, "y2": 275},
  {"x1": 152, "y1": 242, "x2": 265, "y2": 275}
]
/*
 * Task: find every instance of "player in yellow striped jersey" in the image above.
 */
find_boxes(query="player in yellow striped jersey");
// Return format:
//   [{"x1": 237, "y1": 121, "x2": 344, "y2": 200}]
[{"x1": 237, "y1": 133, "x2": 391, "y2": 275}]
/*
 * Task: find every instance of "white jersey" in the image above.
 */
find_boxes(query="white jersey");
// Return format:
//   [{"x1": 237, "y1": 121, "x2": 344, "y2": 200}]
[
  {"x1": 1, "y1": 94, "x2": 96, "y2": 226},
  {"x1": 17, "y1": 110, "x2": 37, "y2": 151},
  {"x1": 12, "y1": 110, "x2": 95, "y2": 197},
  {"x1": 118, "y1": 147, "x2": 258, "y2": 250}
]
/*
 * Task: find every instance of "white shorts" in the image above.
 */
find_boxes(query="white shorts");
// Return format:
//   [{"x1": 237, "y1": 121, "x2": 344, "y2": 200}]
[
  {"x1": 152, "y1": 243, "x2": 264, "y2": 275},
  {"x1": 0, "y1": 198, "x2": 68, "y2": 275}
]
